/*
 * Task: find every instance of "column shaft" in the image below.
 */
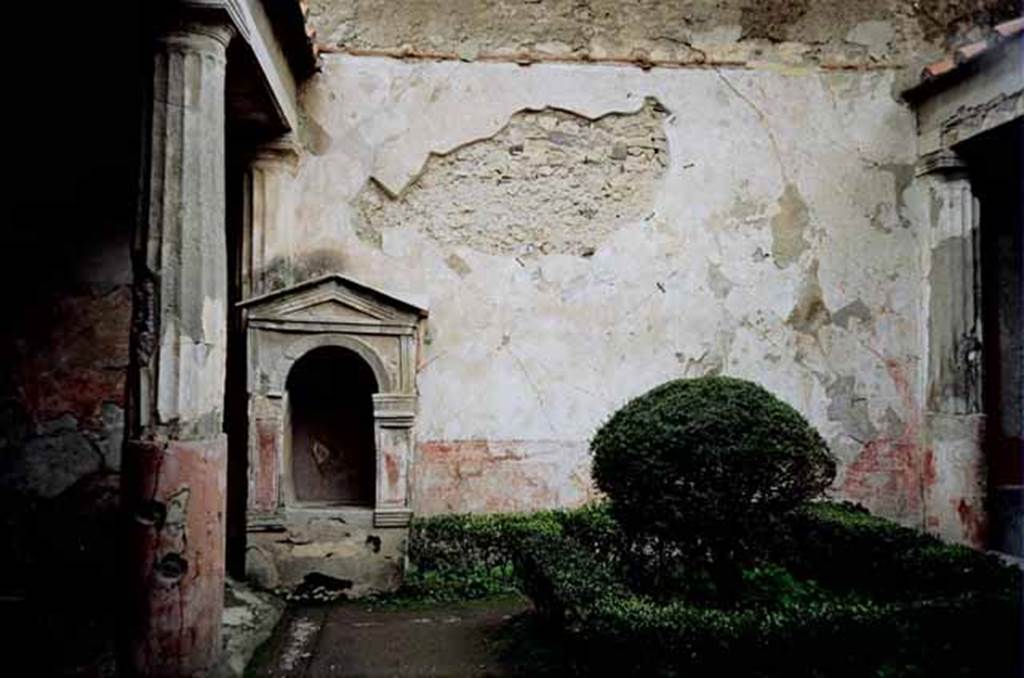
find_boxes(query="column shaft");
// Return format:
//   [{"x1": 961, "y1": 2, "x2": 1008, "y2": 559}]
[
  {"x1": 919, "y1": 150, "x2": 983, "y2": 415},
  {"x1": 122, "y1": 16, "x2": 234, "y2": 677},
  {"x1": 917, "y1": 149, "x2": 987, "y2": 546}
]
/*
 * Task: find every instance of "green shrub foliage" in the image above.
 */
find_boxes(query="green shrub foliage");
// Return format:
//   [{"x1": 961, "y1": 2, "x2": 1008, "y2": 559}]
[
  {"x1": 403, "y1": 501, "x2": 1021, "y2": 675},
  {"x1": 403, "y1": 504, "x2": 621, "y2": 602},
  {"x1": 515, "y1": 503, "x2": 1023, "y2": 677},
  {"x1": 591, "y1": 376, "x2": 836, "y2": 594}
]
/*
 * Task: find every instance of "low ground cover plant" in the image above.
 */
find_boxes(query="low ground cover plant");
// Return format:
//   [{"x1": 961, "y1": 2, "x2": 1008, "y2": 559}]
[{"x1": 402, "y1": 377, "x2": 1022, "y2": 675}]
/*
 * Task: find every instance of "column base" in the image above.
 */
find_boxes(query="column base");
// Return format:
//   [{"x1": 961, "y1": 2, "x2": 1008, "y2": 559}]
[{"x1": 119, "y1": 436, "x2": 227, "y2": 678}]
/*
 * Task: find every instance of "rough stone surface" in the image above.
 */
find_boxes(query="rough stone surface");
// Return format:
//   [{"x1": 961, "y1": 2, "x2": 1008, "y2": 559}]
[
  {"x1": 308, "y1": 0, "x2": 1020, "y2": 67},
  {"x1": 356, "y1": 100, "x2": 668, "y2": 257},
  {"x1": 216, "y1": 578, "x2": 286, "y2": 678},
  {"x1": 247, "y1": 509, "x2": 406, "y2": 597}
]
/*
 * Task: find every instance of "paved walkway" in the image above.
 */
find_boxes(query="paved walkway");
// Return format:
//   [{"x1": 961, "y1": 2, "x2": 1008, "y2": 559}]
[{"x1": 248, "y1": 596, "x2": 556, "y2": 677}]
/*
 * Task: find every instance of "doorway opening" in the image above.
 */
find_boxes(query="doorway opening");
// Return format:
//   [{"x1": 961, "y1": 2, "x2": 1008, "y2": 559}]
[
  {"x1": 962, "y1": 119, "x2": 1024, "y2": 555},
  {"x1": 286, "y1": 346, "x2": 378, "y2": 506}
]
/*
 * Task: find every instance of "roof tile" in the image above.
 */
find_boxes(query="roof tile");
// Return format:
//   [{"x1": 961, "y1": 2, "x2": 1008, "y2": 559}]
[{"x1": 918, "y1": 14, "x2": 1023, "y2": 84}]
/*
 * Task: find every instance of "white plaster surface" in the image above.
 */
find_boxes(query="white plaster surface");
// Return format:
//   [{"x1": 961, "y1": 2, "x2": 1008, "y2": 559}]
[{"x1": 268, "y1": 55, "x2": 977, "y2": 540}]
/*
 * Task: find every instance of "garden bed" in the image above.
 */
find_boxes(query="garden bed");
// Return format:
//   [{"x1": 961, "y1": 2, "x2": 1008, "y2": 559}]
[
  {"x1": 401, "y1": 378, "x2": 1022, "y2": 675},
  {"x1": 513, "y1": 502, "x2": 1022, "y2": 677}
]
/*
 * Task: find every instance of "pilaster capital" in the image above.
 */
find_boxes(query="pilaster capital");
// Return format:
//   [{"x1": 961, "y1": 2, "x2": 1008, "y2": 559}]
[
  {"x1": 372, "y1": 393, "x2": 417, "y2": 428},
  {"x1": 156, "y1": 6, "x2": 237, "y2": 57},
  {"x1": 250, "y1": 134, "x2": 302, "y2": 172},
  {"x1": 916, "y1": 148, "x2": 967, "y2": 178}
]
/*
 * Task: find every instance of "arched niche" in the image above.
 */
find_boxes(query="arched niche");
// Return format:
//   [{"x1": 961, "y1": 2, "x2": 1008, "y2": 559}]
[
  {"x1": 286, "y1": 346, "x2": 377, "y2": 506},
  {"x1": 239, "y1": 274, "x2": 427, "y2": 527}
]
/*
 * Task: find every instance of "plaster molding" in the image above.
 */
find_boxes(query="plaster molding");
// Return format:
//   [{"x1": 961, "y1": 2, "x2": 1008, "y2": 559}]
[
  {"x1": 374, "y1": 508, "x2": 413, "y2": 528},
  {"x1": 250, "y1": 133, "x2": 302, "y2": 171},
  {"x1": 270, "y1": 333, "x2": 393, "y2": 394},
  {"x1": 249, "y1": 319, "x2": 417, "y2": 335},
  {"x1": 915, "y1": 148, "x2": 967, "y2": 177}
]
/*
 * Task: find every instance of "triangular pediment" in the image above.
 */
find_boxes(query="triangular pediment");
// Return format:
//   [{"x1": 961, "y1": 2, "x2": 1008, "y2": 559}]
[{"x1": 238, "y1": 274, "x2": 428, "y2": 324}]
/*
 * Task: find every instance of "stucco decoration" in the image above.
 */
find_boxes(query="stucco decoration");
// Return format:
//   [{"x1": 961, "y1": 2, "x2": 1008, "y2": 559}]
[{"x1": 240, "y1": 274, "x2": 427, "y2": 527}]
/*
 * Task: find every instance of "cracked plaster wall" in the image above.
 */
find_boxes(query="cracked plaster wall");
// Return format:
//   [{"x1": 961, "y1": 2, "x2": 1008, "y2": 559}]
[{"x1": 264, "y1": 52, "x2": 990, "y2": 544}]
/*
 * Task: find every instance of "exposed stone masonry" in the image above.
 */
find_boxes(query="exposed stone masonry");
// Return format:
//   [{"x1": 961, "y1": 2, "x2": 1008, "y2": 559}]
[
  {"x1": 356, "y1": 100, "x2": 668, "y2": 257},
  {"x1": 309, "y1": 0, "x2": 1021, "y2": 70}
]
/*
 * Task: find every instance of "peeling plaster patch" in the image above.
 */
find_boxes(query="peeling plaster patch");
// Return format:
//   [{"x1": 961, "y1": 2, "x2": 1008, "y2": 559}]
[
  {"x1": 881, "y1": 406, "x2": 904, "y2": 439},
  {"x1": 869, "y1": 202, "x2": 894, "y2": 233},
  {"x1": 354, "y1": 210, "x2": 383, "y2": 248},
  {"x1": 162, "y1": 487, "x2": 191, "y2": 554},
  {"x1": 827, "y1": 375, "x2": 878, "y2": 442},
  {"x1": 679, "y1": 350, "x2": 724, "y2": 377},
  {"x1": 355, "y1": 99, "x2": 668, "y2": 257},
  {"x1": 845, "y1": 20, "x2": 896, "y2": 57},
  {"x1": 444, "y1": 253, "x2": 472, "y2": 277},
  {"x1": 831, "y1": 299, "x2": 873, "y2": 329},
  {"x1": 875, "y1": 162, "x2": 914, "y2": 227},
  {"x1": 707, "y1": 262, "x2": 734, "y2": 299},
  {"x1": 739, "y1": 0, "x2": 811, "y2": 41},
  {"x1": 770, "y1": 183, "x2": 811, "y2": 268},
  {"x1": 787, "y1": 260, "x2": 830, "y2": 334}
]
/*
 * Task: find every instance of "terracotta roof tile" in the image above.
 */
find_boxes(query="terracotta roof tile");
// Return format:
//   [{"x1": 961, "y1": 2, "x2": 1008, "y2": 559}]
[
  {"x1": 922, "y1": 57, "x2": 957, "y2": 79},
  {"x1": 955, "y1": 39, "x2": 989, "y2": 63},
  {"x1": 995, "y1": 17, "x2": 1024, "y2": 39},
  {"x1": 919, "y1": 15, "x2": 1024, "y2": 84}
]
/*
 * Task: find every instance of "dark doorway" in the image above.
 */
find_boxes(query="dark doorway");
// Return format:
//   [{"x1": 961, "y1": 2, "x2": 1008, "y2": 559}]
[
  {"x1": 287, "y1": 347, "x2": 377, "y2": 505},
  {"x1": 962, "y1": 119, "x2": 1024, "y2": 555}
]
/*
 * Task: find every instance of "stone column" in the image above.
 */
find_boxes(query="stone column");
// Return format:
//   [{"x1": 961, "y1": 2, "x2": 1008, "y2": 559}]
[
  {"x1": 121, "y1": 14, "x2": 235, "y2": 677},
  {"x1": 372, "y1": 394, "x2": 417, "y2": 527},
  {"x1": 918, "y1": 149, "x2": 983, "y2": 415},
  {"x1": 242, "y1": 135, "x2": 300, "y2": 298},
  {"x1": 917, "y1": 149, "x2": 987, "y2": 545}
]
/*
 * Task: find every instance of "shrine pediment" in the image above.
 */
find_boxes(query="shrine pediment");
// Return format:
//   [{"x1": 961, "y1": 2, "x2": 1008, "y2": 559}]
[{"x1": 239, "y1": 274, "x2": 428, "y2": 328}]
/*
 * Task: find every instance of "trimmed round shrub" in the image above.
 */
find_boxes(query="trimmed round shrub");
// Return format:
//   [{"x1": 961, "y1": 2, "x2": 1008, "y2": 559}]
[{"x1": 591, "y1": 376, "x2": 836, "y2": 593}]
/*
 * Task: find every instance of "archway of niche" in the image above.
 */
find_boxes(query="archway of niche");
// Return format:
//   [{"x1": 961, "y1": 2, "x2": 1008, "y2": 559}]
[
  {"x1": 285, "y1": 346, "x2": 378, "y2": 506},
  {"x1": 271, "y1": 333, "x2": 393, "y2": 396}
]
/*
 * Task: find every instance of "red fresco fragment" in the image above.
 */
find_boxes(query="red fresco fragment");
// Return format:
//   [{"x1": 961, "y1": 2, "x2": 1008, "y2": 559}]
[
  {"x1": 385, "y1": 452, "x2": 400, "y2": 489},
  {"x1": 955, "y1": 498, "x2": 986, "y2": 545},
  {"x1": 122, "y1": 436, "x2": 226, "y2": 677},
  {"x1": 15, "y1": 287, "x2": 131, "y2": 428},
  {"x1": 414, "y1": 439, "x2": 595, "y2": 515},
  {"x1": 252, "y1": 419, "x2": 279, "y2": 512},
  {"x1": 839, "y1": 357, "x2": 931, "y2": 517}
]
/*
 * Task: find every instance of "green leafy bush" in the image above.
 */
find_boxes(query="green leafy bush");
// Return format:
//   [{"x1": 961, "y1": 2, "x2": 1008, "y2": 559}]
[
  {"x1": 516, "y1": 516, "x2": 1023, "y2": 677},
  {"x1": 779, "y1": 501, "x2": 1021, "y2": 600},
  {"x1": 402, "y1": 500, "x2": 1021, "y2": 674},
  {"x1": 591, "y1": 376, "x2": 836, "y2": 597},
  {"x1": 403, "y1": 504, "x2": 621, "y2": 602}
]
